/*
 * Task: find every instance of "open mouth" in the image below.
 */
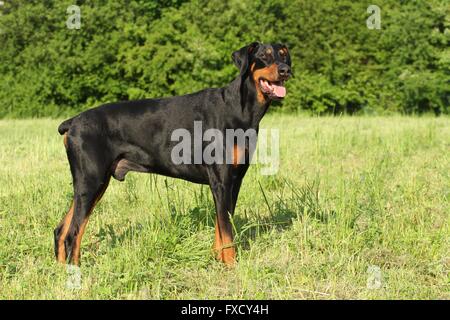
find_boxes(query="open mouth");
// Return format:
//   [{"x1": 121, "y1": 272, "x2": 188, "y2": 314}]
[{"x1": 259, "y1": 79, "x2": 286, "y2": 99}]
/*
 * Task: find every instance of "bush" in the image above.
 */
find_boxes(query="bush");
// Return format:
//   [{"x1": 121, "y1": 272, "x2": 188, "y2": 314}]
[{"x1": 0, "y1": 0, "x2": 448, "y2": 117}]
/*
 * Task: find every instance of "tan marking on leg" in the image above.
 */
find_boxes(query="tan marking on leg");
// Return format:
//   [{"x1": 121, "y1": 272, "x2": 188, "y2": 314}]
[
  {"x1": 213, "y1": 217, "x2": 222, "y2": 254},
  {"x1": 213, "y1": 217, "x2": 236, "y2": 266},
  {"x1": 71, "y1": 179, "x2": 110, "y2": 266},
  {"x1": 57, "y1": 202, "x2": 74, "y2": 263},
  {"x1": 221, "y1": 235, "x2": 236, "y2": 266},
  {"x1": 71, "y1": 218, "x2": 88, "y2": 266}
]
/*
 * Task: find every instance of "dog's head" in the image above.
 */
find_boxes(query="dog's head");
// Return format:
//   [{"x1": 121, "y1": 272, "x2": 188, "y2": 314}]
[{"x1": 232, "y1": 42, "x2": 292, "y2": 102}]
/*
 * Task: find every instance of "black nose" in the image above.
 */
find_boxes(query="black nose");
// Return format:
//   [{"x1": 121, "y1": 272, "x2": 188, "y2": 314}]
[{"x1": 278, "y1": 64, "x2": 291, "y2": 78}]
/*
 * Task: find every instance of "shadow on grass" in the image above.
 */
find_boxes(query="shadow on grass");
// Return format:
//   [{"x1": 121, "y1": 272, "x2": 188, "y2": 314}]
[
  {"x1": 93, "y1": 178, "x2": 336, "y2": 255},
  {"x1": 231, "y1": 178, "x2": 337, "y2": 250},
  {"x1": 95, "y1": 223, "x2": 146, "y2": 249}
]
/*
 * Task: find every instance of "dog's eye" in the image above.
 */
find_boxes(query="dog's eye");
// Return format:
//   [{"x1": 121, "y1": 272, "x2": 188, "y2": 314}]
[
  {"x1": 279, "y1": 49, "x2": 288, "y2": 62},
  {"x1": 257, "y1": 48, "x2": 274, "y2": 62}
]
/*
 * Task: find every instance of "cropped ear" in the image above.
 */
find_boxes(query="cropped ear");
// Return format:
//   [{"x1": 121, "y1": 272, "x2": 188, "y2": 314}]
[{"x1": 231, "y1": 42, "x2": 259, "y2": 75}]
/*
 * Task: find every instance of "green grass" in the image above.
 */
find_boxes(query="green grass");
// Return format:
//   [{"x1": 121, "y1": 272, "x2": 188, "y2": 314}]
[{"x1": 0, "y1": 115, "x2": 449, "y2": 299}]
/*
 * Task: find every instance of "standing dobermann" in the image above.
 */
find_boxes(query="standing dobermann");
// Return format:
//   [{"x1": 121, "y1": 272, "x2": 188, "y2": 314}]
[{"x1": 55, "y1": 42, "x2": 292, "y2": 266}]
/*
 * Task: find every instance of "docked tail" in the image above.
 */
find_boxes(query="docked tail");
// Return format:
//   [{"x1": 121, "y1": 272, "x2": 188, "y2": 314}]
[{"x1": 58, "y1": 117, "x2": 75, "y2": 135}]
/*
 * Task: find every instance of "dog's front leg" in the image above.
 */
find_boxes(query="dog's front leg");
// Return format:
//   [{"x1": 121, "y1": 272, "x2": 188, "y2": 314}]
[{"x1": 209, "y1": 172, "x2": 236, "y2": 266}]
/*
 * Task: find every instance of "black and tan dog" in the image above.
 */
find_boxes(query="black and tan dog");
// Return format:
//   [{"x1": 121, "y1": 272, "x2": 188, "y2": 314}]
[{"x1": 55, "y1": 42, "x2": 292, "y2": 266}]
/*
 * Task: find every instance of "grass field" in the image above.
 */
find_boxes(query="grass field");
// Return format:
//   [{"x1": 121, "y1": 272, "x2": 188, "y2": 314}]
[{"x1": 0, "y1": 115, "x2": 449, "y2": 299}]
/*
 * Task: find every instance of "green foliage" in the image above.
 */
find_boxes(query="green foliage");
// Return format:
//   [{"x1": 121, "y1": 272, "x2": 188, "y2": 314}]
[{"x1": 0, "y1": 0, "x2": 448, "y2": 117}]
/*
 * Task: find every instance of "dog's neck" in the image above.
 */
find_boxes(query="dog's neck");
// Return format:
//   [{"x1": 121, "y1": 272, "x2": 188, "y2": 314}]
[{"x1": 224, "y1": 75, "x2": 271, "y2": 129}]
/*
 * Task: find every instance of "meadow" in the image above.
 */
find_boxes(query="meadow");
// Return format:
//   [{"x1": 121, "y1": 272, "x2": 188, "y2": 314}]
[{"x1": 0, "y1": 115, "x2": 448, "y2": 299}]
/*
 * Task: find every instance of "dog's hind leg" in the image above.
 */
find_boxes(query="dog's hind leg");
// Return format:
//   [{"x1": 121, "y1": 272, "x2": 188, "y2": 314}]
[
  {"x1": 54, "y1": 132, "x2": 75, "y2": 263},
  {"x1": 55, "y1": 131, "x2": 112, "y2": 265},
  {"x1": 64, "y1": 171, "x2": 111, "y2": 266},
  {"x1": 54, "y1": 169, "x2": 110, "y2": 265},
  {"x1": 54, "y1": 201, "x2": 74, "y2": 263}
]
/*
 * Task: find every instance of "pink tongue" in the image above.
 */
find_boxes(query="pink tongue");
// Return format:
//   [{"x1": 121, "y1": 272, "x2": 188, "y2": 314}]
[{"x1": 271, "y1": 84, "x2": 286, "y2": 98}]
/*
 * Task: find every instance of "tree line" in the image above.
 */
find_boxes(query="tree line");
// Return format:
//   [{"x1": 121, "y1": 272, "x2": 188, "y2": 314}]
[{"x1": 0, "y1": 0, "x2": 448, "y2": 117}]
